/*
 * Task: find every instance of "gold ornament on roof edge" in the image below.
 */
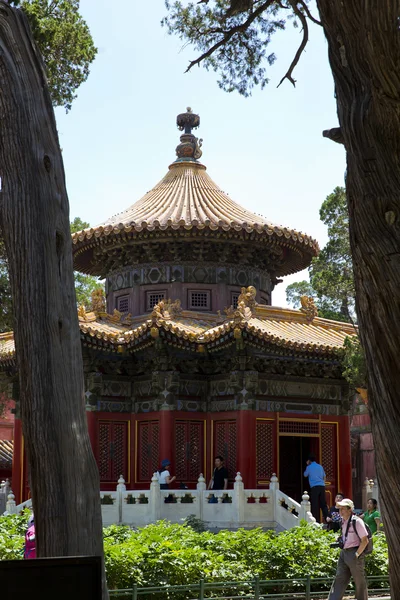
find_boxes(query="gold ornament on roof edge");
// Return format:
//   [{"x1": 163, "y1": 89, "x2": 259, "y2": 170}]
[
  {"x1": 151, "y1": 298, "x2": 183, "y2": 322},
  {"x1": 91, "y1": 288, "x2": 106, "y2": 314},
  {"x1": 224, "y1": 286, "x2": 257, "y2": 322},
  {"x1": 78, "y1": 304, "x2": 87, "y2": 321},
  {"x1": 238, "y1": 286, "x2": 257, "y2": 311},
  {"x1": 300, "y1": 296, "x2": 318, "y2": 322}
]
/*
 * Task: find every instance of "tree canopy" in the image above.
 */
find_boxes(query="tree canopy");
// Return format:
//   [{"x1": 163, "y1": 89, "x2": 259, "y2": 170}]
[
  {"x1": 70, "y1": 217, "x2": 104, "y2": 308},
  {"x1": 10, "y1": 0, "x2": 97, "y2": 111},
  {"x1": 286, "y1": 186, "x2": 355, "y2": 323},
  {"x1": 162, "y1": 1, "x2": 319, "y2": 96}
]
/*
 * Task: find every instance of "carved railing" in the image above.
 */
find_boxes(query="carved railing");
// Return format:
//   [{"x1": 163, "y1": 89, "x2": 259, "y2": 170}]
[{"x1": 3, "y1": 473, "x2": 316, "y2": 532}]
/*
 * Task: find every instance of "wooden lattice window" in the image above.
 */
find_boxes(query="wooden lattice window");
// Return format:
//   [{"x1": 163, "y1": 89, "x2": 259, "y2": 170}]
[
  {"x1": 231, "y1": 292, "x2": 240, "y2": 309},
  {"x1": 188, "y1": 290, "x2": 210, "y2": 310},
  {"x1": 98, "y1": 420, "x2": 128, "y2": 483},
  {"x1": 116, "y1": 295, "x2": 129, "y2": 313},
  {"x1": 214, "y1": 420, "x2": 237, "y2": 480},
  {"x1": 321, "y1": 423, "x2": 337, "y2": 483},
  {"x1": 256, "y1": 420, "x2": 274, "y2": 480},
  {"x1": 175, "y1": 421, "x2": 204, "y2": 482},
  {"x1": 138, "y1": 420, "x2": 159, "y2": 481},
  {"x1": 279, "y1": 420, "x2": 319, "y2": 435},
  {"x1": 146, "y1": 291, "x2": 166, "y2": 311}
]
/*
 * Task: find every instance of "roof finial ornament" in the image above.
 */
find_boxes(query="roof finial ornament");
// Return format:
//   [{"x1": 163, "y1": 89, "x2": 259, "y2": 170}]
[{"x1": 175, "y1": 107, "x2": 203, "y2": 161}]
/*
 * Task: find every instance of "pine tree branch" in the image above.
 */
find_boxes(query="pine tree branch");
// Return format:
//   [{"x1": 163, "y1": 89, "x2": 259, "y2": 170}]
[
  {"x1": 185, "y1": 0, "x2": 275, "y2": 73},
  {"x1": 277, "y1": 0, "x2": 309, "y2": 87},
  {"x1": 297, "y1": 0, "x2": 322, "y2": 26}
]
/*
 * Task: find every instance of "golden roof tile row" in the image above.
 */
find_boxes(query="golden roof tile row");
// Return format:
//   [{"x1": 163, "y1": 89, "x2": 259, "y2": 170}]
[
  {"x1": 72, "y1": 162, "x2": 319, "y2": 276},
  {"x1": 0, "y1": 306, "x2": 356, "y2": 364},
  {"x1": 0, "y1": 439, "x2": 13, "y2": 468}
]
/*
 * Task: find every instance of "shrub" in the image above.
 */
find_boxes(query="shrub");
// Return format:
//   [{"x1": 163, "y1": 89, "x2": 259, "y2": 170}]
[
  {"x1": 0, "y1": 515, "x2": 389, "y2": 595},
  {"x1": 0, "y1": 510, "x2": 29, "y2": 560}
]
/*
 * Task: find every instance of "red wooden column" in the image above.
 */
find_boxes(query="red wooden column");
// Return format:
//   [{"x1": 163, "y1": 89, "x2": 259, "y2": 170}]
[
  {"x1": 159, "y1": 410, "x2": 175, "y2": 474},
  {"x1": 339, "y1": 415, "x2": 352, "y2": 498},
  {"x1": 237, "y1": 409, "x2": 255, "y2": 488},
  {"x1": 12, "y1": 417, "x2": 23, "y2": 504}
]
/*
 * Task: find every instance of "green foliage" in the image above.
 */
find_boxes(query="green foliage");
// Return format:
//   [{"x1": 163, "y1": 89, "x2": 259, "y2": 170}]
[
  {"x1": 70, "y1": 217, "x2": 104, "y2": 309},
  {"x1": 0, "y1": 511, "x2": 29, "y2": 560},
  {"x1": 163, "y1": 1, "x2": 317, "y2": 96},
  {"x1": 10, "y1": 0, "x2": 97, "y2": 111},
  {"x1": 341, "y1": 335, "x2": 367, "y2": 391},
  {"x1": 101, "y1": 521, "x2": 388, "y2": 593},
  {"x1": 0, "y1": 518, "x2": 388, "y2": 592},
  {"x1": 286, "y1": 187, "x2": 355, "y2": 323},
  {"x1": 184, "y1": 514, "x2": 207, "y2": 532}
]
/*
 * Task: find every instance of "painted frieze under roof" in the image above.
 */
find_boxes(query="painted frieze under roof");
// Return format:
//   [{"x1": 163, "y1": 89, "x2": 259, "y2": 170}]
[{"x1": 72, "y1": 108, "x2": 319, "y2": 278}]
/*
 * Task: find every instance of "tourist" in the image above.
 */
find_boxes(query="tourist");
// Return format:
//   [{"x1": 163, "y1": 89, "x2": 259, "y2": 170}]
[
  {"x1": 24, "y1": 513, "x2": 36, "y2": 559},
  {"x1": 361, "y1": 498, "x2": 381, "y2": 534},
  {"x1": 208, "y1": 456, "x2": 229, "y2": 491},
  {"x1": 158, "y1": 459, "x2": 176, "y2": 490},
  {"x1": 328, "y1": 498, "x2": 369, "y2": 600},
  {"x1": 326, "y1": 493, "x2": 344, "y2": 532},
  {"x1": 303, "y1": 454, "x2": 329, "y2": 522}
]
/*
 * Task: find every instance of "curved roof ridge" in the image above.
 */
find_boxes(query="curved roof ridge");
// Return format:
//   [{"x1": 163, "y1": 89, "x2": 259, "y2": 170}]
[{"x1": 96, "y1": 162, "x2": 287, "y2": 232}]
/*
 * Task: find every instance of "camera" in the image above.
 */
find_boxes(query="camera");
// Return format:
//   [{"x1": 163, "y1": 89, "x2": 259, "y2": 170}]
[{"x1": 330, "y1": 536, "x2": 344, "y2": 549}]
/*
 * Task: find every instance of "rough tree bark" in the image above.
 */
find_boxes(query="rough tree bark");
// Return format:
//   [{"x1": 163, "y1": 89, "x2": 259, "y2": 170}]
[
  {"x1": 0, "y1": 3, "x2": 107, "y2": 597},
  {"x1": 317, "y1": 0, "x2": 400, "y2": 593}
]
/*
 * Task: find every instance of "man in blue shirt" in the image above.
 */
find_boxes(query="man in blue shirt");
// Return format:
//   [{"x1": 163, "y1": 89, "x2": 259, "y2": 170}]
[{"x1": 304, "y1": 453, "x2": 329, "y2": 523}]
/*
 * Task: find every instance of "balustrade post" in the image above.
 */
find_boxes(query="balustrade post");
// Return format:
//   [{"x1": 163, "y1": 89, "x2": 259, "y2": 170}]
[
  {"x1": 0, "y1": 480, "x2": 5, "y2": 514},
  {"x1": 150, "y1": 472, "x2": 161, "y2": 523},
  {"x1": 6, "y1": 490, "x2": 16, "y2": 514},
  {"x1": 197, "y1": 474, "x2": 206, "y2": 521},
  {"x1": 234, "y1": 472, "x2": 244, "y2": 525},
  {"x1": 269, "y1": 473, "x2": 279, "y2": 523},
  {"x1": 116, "y1": 475, "x2": 126, "y2": 524},
  {"x1": 362, "y1": 477, "x2": 371, "y2": 509},
  {"x1": 300, "y1": 491, "x2": 311, "y2": 522}
]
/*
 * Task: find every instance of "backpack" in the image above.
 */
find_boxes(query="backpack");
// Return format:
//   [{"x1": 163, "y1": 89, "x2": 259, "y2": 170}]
[
  {"x1": 24, "y1": 524, "x2": 36, "y2": 559},
  {"x1": 353, "y1": 517, "x2": 373, "y2": 555}
]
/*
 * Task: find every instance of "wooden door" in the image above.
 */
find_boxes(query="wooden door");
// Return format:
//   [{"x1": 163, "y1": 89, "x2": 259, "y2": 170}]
[
  {"x1": 213, "y1": 420, "x2": 237, "y2": 481},
  {"x1": 98, "y1": 420, "x2": 128, "y2": 483},
  {"x1": 175, "y1": 420, "x2": 204, "y2": 483},
  {"x1": 321, "y1": 422, "x2": 339, "y2": 508},
  {"x1": 137, "y1": 420, "x2": 160, "y2": 483}
]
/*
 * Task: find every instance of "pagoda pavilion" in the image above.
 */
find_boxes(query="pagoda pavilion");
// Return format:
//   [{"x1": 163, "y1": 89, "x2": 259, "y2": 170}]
[{"x1": 0, "y1": 109, "x2": 355, "y2": 506}]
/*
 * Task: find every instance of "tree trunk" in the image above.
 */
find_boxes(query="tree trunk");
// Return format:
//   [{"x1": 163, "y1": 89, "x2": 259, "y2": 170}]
[
  {"x1": 317, "y1": 0, "x2": 400, "y2": 594},
  {"x1": 0, "y1": 3, "x2": 107, "y2": 597}
]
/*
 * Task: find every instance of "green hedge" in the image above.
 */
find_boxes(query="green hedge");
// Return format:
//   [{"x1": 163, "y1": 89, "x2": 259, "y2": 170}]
[{"x1": 0, "y1": 513, "x2": 388, "y2": 592}]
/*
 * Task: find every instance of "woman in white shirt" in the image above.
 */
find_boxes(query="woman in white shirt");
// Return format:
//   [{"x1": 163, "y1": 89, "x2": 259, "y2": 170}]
[{"x1": 158, "y1": 459, "x2": 176, "y2": 489}]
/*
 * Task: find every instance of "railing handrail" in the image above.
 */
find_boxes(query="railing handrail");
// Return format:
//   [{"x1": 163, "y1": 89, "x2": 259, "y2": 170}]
[{"x1": 108, "y1": 574, "x2": 390, "y2": 599}]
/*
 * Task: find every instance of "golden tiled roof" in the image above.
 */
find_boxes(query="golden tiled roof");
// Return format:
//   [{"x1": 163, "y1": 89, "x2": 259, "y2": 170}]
[
  {"x1": 0, "y1": 439, "x2": 13, "y2": 468},
  {"x1": 0, "y1": 333, "x2": 14, "y2": 363},
  {"x1": 0, "y1": 302, "x2": 356, "y2": 363},
  {"x1": 72, "y1": 161, "x2": 319, "y2": 275},
  {"x1": 72, "y1": 108, "x2": 319, "y2": 276}
]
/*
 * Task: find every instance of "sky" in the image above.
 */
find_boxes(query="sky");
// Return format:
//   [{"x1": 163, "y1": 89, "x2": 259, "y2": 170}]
[{"x1": 55, "y1": 0, "x2": 347, "y2": 308}]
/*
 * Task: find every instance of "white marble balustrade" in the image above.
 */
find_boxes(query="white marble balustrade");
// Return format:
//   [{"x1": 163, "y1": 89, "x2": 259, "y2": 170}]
[{"x1": 3, "y1": 472, "x2": 317, "y2": 532}]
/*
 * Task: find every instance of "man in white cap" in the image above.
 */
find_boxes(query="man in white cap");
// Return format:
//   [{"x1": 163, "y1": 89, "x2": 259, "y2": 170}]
[{"x1": 328, "y1": 498, "x2": 369, "y2": 600}]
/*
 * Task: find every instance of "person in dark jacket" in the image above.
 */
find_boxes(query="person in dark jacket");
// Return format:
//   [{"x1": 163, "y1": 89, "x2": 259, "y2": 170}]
[{"x1": 326, "y1": 493, "x2": 344, "y2": 532}]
